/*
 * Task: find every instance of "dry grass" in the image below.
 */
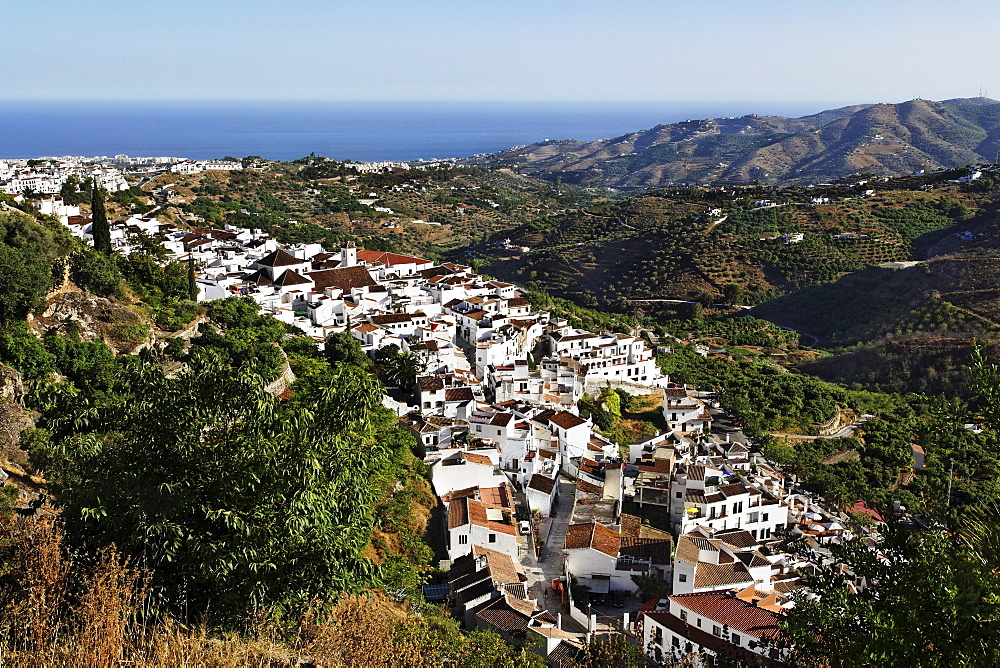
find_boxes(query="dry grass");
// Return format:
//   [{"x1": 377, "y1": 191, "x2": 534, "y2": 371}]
[
  {"x1": 0, "y1": 519, "x2": 296, "y2": 667},
  {"x1": 0, "y1": 520, "x2": 482, "y2": 667}
]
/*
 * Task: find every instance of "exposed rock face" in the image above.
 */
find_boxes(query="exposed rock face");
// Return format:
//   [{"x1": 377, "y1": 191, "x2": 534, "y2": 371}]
[
  {"x1": 29, "y1": 290, "x2": 155, "y2": 354},
  {"x1": 0, "y1": 403, "x2": 35, "y2": 454},
  {"x1": 0, "y1": 364, "x2": 23, "y2": 403}
]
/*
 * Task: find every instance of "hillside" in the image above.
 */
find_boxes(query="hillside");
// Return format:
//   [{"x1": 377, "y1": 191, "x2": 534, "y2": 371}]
[
  {"x1": 465, "y1": 98, "x2": 1000, "y2": 188},
  {"x1": 477, "y1": 170, "x2": 996, "y2": 306},
  {"x1": 147, "y1": 161, "x2": 595, "y2": 262}
]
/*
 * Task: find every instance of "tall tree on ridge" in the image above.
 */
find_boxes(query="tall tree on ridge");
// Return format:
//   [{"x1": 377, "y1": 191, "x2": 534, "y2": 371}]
[
  {"x1": 187, "y1": 256, "x2": 198, "y2": 302},
  {"x1": 90, "y1": 185, "x2": 112, "y2": 253}
]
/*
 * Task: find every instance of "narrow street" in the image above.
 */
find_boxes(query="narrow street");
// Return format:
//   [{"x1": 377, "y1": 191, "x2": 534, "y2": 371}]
[{"x1": 523, "y1": 478, "x2": 586, "y2": 630}]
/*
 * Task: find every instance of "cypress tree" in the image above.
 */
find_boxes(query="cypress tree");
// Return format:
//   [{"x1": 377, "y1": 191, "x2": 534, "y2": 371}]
[
  {"x1": 187, "y1": 257, "x2": 199, "y2": 301},
  {"x1": 90, "y1": 185, "x2": 112, "y2": 253}
]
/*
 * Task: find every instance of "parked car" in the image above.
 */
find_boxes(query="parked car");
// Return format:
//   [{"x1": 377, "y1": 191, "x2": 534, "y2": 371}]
[{"x1": 519, "y1": 520, "x2": 531, "y2": 535}]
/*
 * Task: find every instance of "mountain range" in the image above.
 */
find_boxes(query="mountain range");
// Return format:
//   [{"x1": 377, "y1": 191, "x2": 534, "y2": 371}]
[{"x1": 466, "y1": 97, "x2": 1000, "y2": 188}]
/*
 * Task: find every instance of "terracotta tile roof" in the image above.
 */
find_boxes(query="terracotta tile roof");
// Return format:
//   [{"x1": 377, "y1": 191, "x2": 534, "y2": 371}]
[
  {"x1": 471, "y1": 545, "x2": 526, "y2": 585},
  {"x1": 714, "y1": 529, "x2": 758, "y2": 550},
  {"x1": 464, "y1": 452, "x2": 494, "y2": 466},
  {"x1": 370, "y1": 313, "x2": 412, "y2": 325},
  {"x1": 272, "y1": 269, "x2": 311, "y2": 286},
  {"x1": 445, "y1": 387, "x2": 474, "y2": 402},
  {"x1": 675, "y1": 534, "x2": 721, "y2": 566},
  {"x1": 577, "y1": 480, "x2": 604, "y2": 495},
  {"x1": 720, "y1": 482, "x2": 751, "y2": 497},
  {"x1": 643, "y1": 611, "x2": 784, "y2": 665},
  {"x1": 668, "y1": 591, "x2": 783, "y2": 639},
  {"x1": 475, "y1": 595, "x2": 540, "y2": 633},
  {"x1": 620, "y1": 513, "x2": 642, "y2": 538},
  {"x1": 684, "y1": 490, "x2": 707, "y2": 504},
  {"x1": 417, "y1": 376, "x2": 445, "y2": 391},
  {"x1": 257, "y1": 249, "x2": 301, "y2": 267},
  {"x1": 686, "y1": 465, "x2": 706, "y2": 481},
  {"x1": 356, "y1": 249, "x2": 431, "y2": 267},
  {"x1": 564, "y1": 523, "x2": 621, "y2": 557},
  {"x1": 548, "y1": 640, "x2": 583, "y2": 667},
  {"x1": 548, "y1": 411, "x2": 587, "y2": 430},
  {"x1": 620, "y1": 537, "x2": 673, "y2": 565},
  {"x1": 489, "y1": 412, "x2": 513, "y2": 426},
  {"x1": 306, "y1": 265, "x2": 377, "y2": 291},
  {"x1": 448, "y1": 497, "x2": 469, "y2": 530},
  {"x1": 527, "y1": 474, "x2": 555, "y2": 494},
  {"x1": 663, "y1": 388, "x2": 688, "y2": 398},
  {"x1": 506, "y1": 297, "x2": 531, "y2": 307},
  {"x1": 694, "y1": 562, "x2": 755, "y2": 589}
]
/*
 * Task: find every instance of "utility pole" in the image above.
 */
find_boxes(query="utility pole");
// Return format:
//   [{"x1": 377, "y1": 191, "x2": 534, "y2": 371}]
[{"x1": 946, "y1": 459, "x2": 954, "y2": 507}]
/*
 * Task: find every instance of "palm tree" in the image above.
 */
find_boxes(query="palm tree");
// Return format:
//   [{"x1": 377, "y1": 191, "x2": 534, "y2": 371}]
[
  {"x1": 385, "y1": 352, "x2": 427, "y2": 393},
  {"x1": 631, "y1": 572, "x2": 667, "y2": 602}
]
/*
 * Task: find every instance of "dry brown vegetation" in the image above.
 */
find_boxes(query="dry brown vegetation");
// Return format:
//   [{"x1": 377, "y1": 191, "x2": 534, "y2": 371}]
[{"x1": 0, "y1": 519, "x2": 524, "y2": 667}]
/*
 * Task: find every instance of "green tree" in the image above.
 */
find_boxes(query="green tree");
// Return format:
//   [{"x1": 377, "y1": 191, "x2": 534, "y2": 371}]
[
  {"x1": 783, "y1": 513, "x2": 1000, "y2": 667},
  {"x1": 0, "y1": 244, "x2": 53, "y2": 322},
  {"x1": 187, "y1": 258, "x2": 198, "y2": 302},
  {"x1": 70, "y1": 247, "x2": 121, "y2": 297},
  {"x1": 631, "y1": 572, "x2": 667, "y2": 601},
  {"x1": 600, "y1": 386, "x2": 622, "y2": 418},
  {"x1": 323, "y1": 331, "x2": 373, "y2": 370},
  {"x1": 90, "y1": 186, "x2": 111, "y2": 253},
  {"x1": 579, "y1": 633, "x2": 650, "y2": 667},
  {"x1": 384, "y1": 351, "x2": 428, "y2": 392},
  {"x1": 54, "y1": 357, "x2": 407, "y2": 621}
]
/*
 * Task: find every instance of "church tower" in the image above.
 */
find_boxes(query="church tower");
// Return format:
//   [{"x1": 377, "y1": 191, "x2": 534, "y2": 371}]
[{"x1": 340, "y1": 241, "x2": 357, "y2": 268}]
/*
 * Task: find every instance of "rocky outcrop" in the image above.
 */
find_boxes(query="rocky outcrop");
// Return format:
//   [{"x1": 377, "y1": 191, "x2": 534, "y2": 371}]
[
  {"x1": 265, "y1": 351, "x2": 297, "y2": 398},
  {"x1": 0, "y1": 364, "x2": 23, "y2": 403},
  {"x1": 29, "y1": 289, "x2": 156, "y2": 355}
]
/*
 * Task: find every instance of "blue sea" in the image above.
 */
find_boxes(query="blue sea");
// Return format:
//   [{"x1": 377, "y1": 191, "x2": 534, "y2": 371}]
[{"x1": 0, "y1": 101, "x2": 845, "y2": 162}]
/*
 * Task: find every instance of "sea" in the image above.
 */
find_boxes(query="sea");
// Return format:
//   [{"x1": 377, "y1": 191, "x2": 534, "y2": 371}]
[{"x1": 0, "y1": 101, "x2": 845, "y2": 162}]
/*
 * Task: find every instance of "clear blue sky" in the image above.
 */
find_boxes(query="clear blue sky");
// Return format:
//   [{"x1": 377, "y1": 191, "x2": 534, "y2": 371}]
[{"x1": 6, "y1": 0, "x2": 998, "y2": 103}]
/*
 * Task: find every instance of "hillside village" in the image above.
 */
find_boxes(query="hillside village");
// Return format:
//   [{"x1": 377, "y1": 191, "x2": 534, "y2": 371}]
[{"x1": 30, "y1": 187, "x2": 898, "y2": 666}]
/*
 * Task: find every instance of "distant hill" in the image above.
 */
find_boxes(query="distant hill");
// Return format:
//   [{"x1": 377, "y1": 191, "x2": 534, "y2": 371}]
[{"x1": 465, "y1": 98, "x2": 1000, "y2": 188}]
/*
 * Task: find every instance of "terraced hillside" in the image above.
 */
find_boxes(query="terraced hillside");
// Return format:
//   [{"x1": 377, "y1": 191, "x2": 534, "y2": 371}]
[
  {"x1": 144, "y1": 162, "x2": 593, "y2": 260},
  {"x1": 479, "y1": 172, "x2": 994, "y2": 309},
  {"x1": 467, "y1": 98, "x2": 1000, "y2": 188}
]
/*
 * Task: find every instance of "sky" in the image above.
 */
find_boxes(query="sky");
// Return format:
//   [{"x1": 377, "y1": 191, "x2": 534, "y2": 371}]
[{"x1": 5, "y1": 0, "x2": 999, "y2": 104}]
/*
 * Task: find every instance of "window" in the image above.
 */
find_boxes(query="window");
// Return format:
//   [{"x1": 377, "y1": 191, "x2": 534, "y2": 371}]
[
  {"x1": 680, "y1": 610, "x2": 687, "y2": 622},
  {"x1": 732, "y1": 634, "x2": 741, "y2": 646},
  {"x1": 675, "y1": 492, "x2": 682, "y2": 499},
  {"x1": 763, "y1": 513, "x2": 769, "y2": 522},
  {"x1": 672, "y1": 636, "x2": 680, "y2": 648},
  {"x1": 713, "y1": 625, "x2": 721, "y2": 637},
  {"x1": 679, "y1": 574, "x2": 687, "y2": 583},
  {"x1": 458, "y1": 534, "x2": 468, "y2": 545},
  {"x1": 488, "y1": 533, "x2": 496, "y2": 543},
  {"x1": 696, "y1": 618, "x2": 702, "y2": 628}
]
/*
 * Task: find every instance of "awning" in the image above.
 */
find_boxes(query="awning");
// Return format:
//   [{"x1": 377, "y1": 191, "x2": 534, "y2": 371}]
[{"x1": 580, "y1": 576, "x2": 611, "y2": 594}]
